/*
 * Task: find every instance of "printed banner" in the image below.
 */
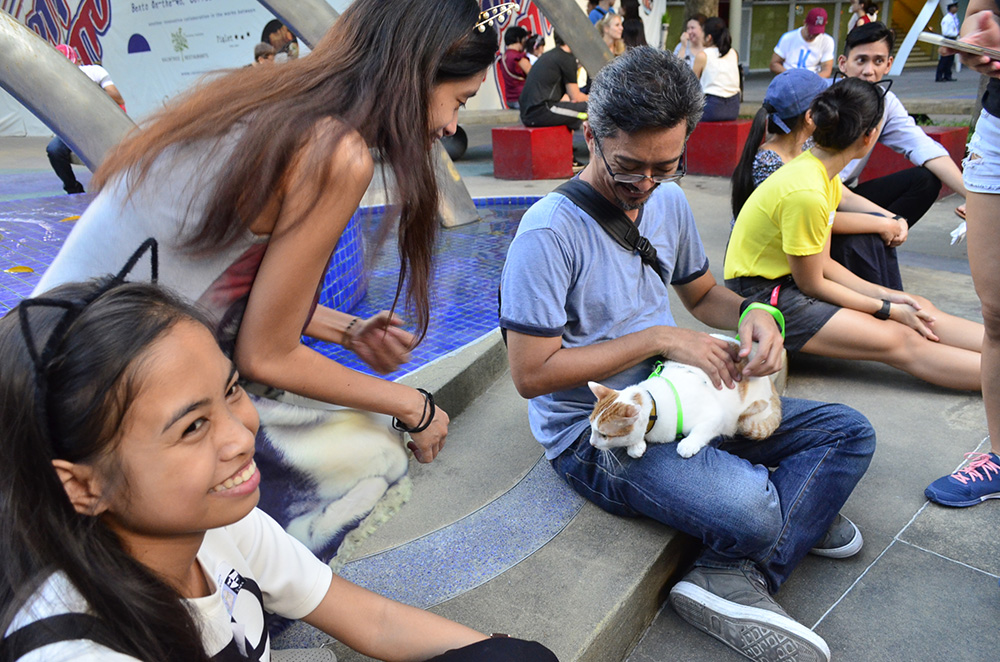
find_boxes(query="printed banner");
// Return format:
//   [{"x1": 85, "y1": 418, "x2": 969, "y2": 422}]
[{"x1": 1, "y1": 0, "x2": 286, "y2": 135}]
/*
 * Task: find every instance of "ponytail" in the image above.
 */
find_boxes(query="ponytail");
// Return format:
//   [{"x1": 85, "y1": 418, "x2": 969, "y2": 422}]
[
  {"x1": 810, "y1": 77, "x2": 884, "y2": 151},
  {"x1": 703, "y1": 17, "x2": 732, "y2": 57},
  {"x1": 731, "y1": 106, "x2": 770, "y2": 218}
]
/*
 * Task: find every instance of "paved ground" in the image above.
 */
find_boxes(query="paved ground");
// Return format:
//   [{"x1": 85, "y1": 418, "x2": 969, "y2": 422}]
[{"x1": 1, "y1": 64, "x2": 996, "y2": 661}]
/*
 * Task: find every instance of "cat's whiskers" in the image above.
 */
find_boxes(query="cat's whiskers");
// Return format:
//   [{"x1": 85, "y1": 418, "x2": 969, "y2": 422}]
[{"x1": 599, "y1": 447, "x2": 624, "y2": 473}]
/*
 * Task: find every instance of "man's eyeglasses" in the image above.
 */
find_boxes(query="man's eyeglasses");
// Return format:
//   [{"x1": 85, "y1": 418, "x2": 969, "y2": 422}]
[{"x1": 593, "y1": 135, "x2": 686, "y2": 185}]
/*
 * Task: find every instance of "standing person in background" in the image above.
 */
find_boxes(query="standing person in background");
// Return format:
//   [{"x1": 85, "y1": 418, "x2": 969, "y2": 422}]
[
  {"x1": 693, "y1": 17, "x2": 741, "y2": 122},
  {"x1": 925, "y1": 0, "x2": 1000, "y2": 507},
  {"x1": 47, "y1": 44, "x2": 126, "y2": 195},
  {"x1": 640, "y1": 0, "x2": 667, "y2": 48},
  {"x1": 937, "y1": 2, "x2": 961, "y2": 81},
  {"x1": 589, "y1": 0, "x2": 616, "y2": 24},
  {"x1": 500, "y1": 26, "x2": 531, "y2": 109},
  {"x1": 770, "y1": 8, "x2": 835, "y2": 77},
  {"x1": 519, "y1": 32, "x2": 589, "y2": 129},
  {"x1": 848, "y1": 0, "x2": 879, "y2": 32},
  {"x1": 673, "y1": 14, "x2": 706, "y2": 67}
]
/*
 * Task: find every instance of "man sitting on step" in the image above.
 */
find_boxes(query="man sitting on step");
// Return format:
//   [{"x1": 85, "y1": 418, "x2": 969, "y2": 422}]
[{"x1": 499, "y1": 46, "x2": 876, "y2": 662}]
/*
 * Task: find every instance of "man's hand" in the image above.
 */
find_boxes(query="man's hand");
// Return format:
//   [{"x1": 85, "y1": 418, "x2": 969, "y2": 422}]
[
  {"x1": 737, "y1": 308, "x2": 785, "y2": 378},
  {"x1": 661, "y1": 327, "x2": 740, "y2": 389}
]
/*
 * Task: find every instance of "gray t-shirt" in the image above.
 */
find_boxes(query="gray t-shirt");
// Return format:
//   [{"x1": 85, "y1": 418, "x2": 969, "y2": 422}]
[{"x1": 499, "y1": 183, "x2": 709, "y2": 459}]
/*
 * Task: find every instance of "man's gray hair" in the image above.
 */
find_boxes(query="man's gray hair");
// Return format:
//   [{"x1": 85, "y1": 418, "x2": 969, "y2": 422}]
[{"x1": 588, "y1": 46, "x2": 705, "y2": 140}]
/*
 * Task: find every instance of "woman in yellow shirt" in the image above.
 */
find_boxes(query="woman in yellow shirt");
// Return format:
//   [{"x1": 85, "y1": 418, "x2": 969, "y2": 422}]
[{"x1": 725, "y1": 78, "x2": 982, "y2": 390}]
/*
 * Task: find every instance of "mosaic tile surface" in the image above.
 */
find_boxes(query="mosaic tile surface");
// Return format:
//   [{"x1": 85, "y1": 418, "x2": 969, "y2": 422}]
[{"x1": 0, "y1": 194, "x2": 540, "y2": 379}]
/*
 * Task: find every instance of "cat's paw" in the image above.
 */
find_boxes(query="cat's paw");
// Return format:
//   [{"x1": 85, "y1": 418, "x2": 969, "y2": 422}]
[
  {"x1": 676, "y1": 439, "x2": 704, "y2": 458},
  {"x1": 627, "y1": 442, "x2": 647, "y2": 458}
]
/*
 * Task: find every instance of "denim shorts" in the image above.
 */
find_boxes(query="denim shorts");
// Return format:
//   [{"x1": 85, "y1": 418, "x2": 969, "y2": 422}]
[
  {"x1": 964, "y1": 110, "x2": 1000, "y2": 194},
  {"x1": 726, "y1": 276, "x2": 839, "y2": 353}
]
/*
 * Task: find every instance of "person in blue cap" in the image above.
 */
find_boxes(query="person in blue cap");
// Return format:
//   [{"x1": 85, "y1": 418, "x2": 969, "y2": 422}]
[{"x1": 730, "y1": 68, "x2": 909, "y2": 291}]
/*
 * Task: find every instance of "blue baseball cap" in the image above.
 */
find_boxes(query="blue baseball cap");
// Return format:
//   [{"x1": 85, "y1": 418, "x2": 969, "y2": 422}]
[{"x1": 763, "y1": 69, "x2": 829, "y2": 133}]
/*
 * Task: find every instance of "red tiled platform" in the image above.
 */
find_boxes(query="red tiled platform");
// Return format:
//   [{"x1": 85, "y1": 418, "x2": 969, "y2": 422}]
[
  {"x1": 685, "y1": 119, "x2": 752, "y2": 177},
  {"x1": 492, "y1": 125, "x2": 573, "y2": 180},
  {"x1": 859, "y1": 125, "x2": 969, "y2": 198}
]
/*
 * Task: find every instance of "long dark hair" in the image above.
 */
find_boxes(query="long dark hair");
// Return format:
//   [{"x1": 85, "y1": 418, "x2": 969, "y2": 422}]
[
  {"x1": 703, "y1": 17, "x2": 732, "y2": 56},
  {"x1": 810, "y1": 77, "x2": 884, "y2": 151},
  {"x1": 0, "y1": 281, "x2": 217, "y2": 661},
  {"x1": 92, "y1": 0, "x2": 498, "y2": 340},
  {"x1": 731, "y1": 106, "x2": 770, "y2": 219}
]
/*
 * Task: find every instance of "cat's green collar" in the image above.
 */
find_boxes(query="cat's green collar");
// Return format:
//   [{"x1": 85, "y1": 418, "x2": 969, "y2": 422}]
[{"x1": 647, "y1": 363, "x2": 683, "y2": 438}]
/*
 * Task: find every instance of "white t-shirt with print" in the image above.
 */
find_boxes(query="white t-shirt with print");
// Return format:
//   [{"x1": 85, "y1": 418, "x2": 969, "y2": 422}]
[
  {"x1": 4, "y1": 508, "x2": 333, "y2": 661},
  {"x1": 773, "y1": 29, "x2": 834, "y2": 74}
]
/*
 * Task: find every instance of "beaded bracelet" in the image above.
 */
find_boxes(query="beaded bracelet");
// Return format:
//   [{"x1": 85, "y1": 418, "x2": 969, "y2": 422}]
[
  {"x1": 343, "y1": 317, "x2": 361, "y2": 350},
  {"x1": 392, "y1": 388, "x2": 435, "y2": 434}
]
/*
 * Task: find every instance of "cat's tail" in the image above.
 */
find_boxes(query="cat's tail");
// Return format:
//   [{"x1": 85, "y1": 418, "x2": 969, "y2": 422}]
[{"x1": 737, "y1": 391, "x2": 782, "y2": 440}]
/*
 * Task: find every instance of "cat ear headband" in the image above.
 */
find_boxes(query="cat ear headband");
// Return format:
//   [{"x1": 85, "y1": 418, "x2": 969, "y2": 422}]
[
  {"x1": 18, "y1": 238, "x2": 159, "y2": 450},
  {"x1": 476, "y1": 2, "x2": 518, "y2": 32}
]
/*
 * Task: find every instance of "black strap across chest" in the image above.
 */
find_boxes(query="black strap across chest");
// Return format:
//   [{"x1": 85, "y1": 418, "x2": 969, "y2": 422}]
[
  {"x1": 0, "y1": 613, "x2": 131, "y2": 660},
  {"x1": 553, "y1": 179, "x2": 668, "y2": 284}
]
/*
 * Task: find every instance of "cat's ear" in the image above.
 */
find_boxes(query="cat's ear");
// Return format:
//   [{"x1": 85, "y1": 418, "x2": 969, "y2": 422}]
[
  {"x1": 622, "y1": 404, "x2": 639, "y2": 419},
  {"x1": 588, "y1": 381, "x2": 615, "y2": 400}
]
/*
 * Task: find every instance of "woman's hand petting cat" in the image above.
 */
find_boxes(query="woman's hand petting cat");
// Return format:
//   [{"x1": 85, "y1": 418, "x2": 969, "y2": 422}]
[
  {"x1": 737, "y1": 309, "x2": 785, "y2": 378},
  {"x1": 407, "y1": 407, "x2": 451, "y2": 463},
  {"x1": 661, "y1": 328, "x2": 740, "y2": 389},
  {"x1": 346, "y1": 311, "x2": 415, "y2": 373}
]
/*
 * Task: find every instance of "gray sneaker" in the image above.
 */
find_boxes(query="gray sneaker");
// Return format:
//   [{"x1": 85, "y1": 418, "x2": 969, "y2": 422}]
[
  {"x1": 669, "y1": 566, "x2": 830, "y2": 662},
  {"x1": 809, "y1": 513, "x2": 863, "y2": 559}
]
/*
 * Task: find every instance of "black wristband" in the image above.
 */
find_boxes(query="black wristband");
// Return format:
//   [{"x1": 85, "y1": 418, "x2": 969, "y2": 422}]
[
  {"x1": 739, "y1": 297, "x2": 753, "y2": 317},
  {"x1": 873, "y1": 299, "x2": 891, "y2": 320},
  {"x1": 393, "y1": 388, "x2": 435, "y2": 434}
]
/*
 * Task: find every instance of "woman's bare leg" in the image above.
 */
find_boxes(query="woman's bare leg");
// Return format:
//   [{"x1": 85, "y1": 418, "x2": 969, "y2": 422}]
[
  {"x1": 802, "y1": 308, "x2": 981, "y2": 391},
  {"x1": 907, "y1": 294, "x2": 984, "y2": 353},
  {"x1": 966, "y1": 191, "x2": 1000, "y2": 454}
]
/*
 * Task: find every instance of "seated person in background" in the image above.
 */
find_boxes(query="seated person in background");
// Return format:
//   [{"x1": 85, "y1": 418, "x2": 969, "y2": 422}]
[
  {"x1": 500, "y1": 26, "x2": 531, "y2": 109},
  {"x1": 519, "y1": 32, "x2": 589, "y2": 130},
  {"x1": 673, "y1": 13, "x2": 706, "y2": 67},
  {"x1": 725, "y1": 78, "x2": 983, "y2": 391},
  {"x1": 770, "y1": 8, "x2": 835, "y2": 78},
  {"x1": 693, "y1": 17, "x2": 740, "y2": 122},
  {"x1": 47, "y1": 44, "x2": 126, "y2": 195},
  {"x1": 847, "y1": 0, "x2": 879, "y2": 32},
  {"x1": 732, "y1": 69, "x2": 909, "y2": 291},
  {"x1": 837, "y1": 22, "x2": 968, "y2": 223},
  {"x1": 597, "y1": 13, "x2": 626, "y2": 56},
  {"x1": 501, "y1": 46, "x2": 876, "y2": 662},
  {"x1": 525, "y1": 33, "x2": 545, "y2": 64},
  {"x1": 253, "y1": 42, "x2": 276, "y2": 65}
]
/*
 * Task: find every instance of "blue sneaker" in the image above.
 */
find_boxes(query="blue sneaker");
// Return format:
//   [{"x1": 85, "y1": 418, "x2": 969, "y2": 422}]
[{"x1": 925, "y1": 452, "x2": 1000, "y2": 507}]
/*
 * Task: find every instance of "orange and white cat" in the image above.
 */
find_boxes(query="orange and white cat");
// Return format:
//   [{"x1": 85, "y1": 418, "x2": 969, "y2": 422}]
[{"x1": 588, "y1": 339, "x2": 782, "y2": 459}]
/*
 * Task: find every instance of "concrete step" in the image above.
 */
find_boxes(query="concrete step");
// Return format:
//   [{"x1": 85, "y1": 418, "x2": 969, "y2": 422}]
[{"x1": 274, "y1": 338, "x2": 693, "y2": 661}]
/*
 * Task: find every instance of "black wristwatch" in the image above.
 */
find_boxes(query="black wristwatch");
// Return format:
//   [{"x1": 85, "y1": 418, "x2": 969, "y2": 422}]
[{"x1": 874, "y1": 299, "x2": 891, "y2": 320}]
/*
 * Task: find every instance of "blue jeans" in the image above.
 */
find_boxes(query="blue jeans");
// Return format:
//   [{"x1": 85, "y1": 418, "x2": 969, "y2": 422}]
[
  {"x1": 550, "y1": 397, "x2": 875, "y2": 593},
  {"x1": 46, "y1": 136, "x2": 83, "y2": 194}
]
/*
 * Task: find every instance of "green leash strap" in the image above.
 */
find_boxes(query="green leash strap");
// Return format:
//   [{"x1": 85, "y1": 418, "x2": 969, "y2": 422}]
[{"x1": 648, "y1": 361, "x2": 684, "y2": 438}]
